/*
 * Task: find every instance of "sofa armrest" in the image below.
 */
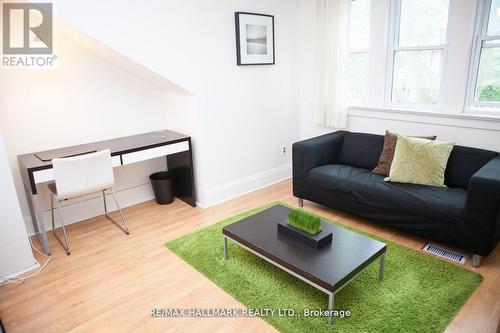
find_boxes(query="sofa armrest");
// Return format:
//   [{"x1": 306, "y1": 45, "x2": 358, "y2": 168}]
[
  {"x1": 464, "y1": 155, "x2": 500, "y2": 247},
  {"x1": 292, "y1": 131, "x2": 347, "y2": 180}
]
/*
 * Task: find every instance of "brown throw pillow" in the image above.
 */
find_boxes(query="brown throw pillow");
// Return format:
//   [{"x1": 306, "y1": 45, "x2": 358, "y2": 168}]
[{"x1": 372, "y1": 130, "x2": 437, "y2": 176}]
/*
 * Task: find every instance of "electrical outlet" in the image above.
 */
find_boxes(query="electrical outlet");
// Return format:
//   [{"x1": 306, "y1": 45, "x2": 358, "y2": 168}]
[{"x1": 282, "y1": 146, "x2": 286, "y2": 155}]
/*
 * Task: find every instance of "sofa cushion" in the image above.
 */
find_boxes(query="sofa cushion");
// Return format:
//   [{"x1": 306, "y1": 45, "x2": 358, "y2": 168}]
[
  {"x1": 308, "y1": 164, "x2": 467, "y2": 225},
  {"x1": 337, "y1": 132, "x2": 384, "y2": 170},
  {"x1": 445, "y1": 145, "x2": 497, "y2": 189},
  {"x1": 386, "y1": 135, "x2": 454, "y2": 187},
  {"x1": 372, "y1": 130, "x2": 437, "y2": 176}
]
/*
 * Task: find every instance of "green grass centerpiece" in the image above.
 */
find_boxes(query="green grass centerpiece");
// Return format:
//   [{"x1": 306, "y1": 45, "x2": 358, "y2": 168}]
[
  {"x1": 288, "y1": 209, "x2": 321, "y2": 235},
  {"x1": 280, "y1": 208, "x2": 332, "y2": 248}
]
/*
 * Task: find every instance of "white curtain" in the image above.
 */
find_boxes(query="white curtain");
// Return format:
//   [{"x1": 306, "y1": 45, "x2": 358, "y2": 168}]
[{"x1": 314, "y1": 0, "x2": 351, "y2": 128}]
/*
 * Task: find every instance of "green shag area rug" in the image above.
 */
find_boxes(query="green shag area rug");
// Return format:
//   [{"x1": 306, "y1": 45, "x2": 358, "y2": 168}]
[{"x1": 165, "y1": 203, "x2": 482, "y2": 333}]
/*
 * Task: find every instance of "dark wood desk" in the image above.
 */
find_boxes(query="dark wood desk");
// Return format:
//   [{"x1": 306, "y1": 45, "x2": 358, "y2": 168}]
[{"x1": 18, "y1": 129, "x2": 196, "y2": 255}]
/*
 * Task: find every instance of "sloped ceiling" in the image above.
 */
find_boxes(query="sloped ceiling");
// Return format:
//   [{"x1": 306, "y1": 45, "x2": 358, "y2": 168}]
[{"x1": 56, "y1": 20, "x2": 193, "y2": 96}]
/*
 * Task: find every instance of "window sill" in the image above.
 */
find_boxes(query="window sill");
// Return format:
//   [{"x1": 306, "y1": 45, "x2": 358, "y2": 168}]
[
  {"x1": 347, "y1": 106, "x2": 500, "y2": 131},
  {"x1": 348, "y1": 105, "x2": 500, "y2": 122}
]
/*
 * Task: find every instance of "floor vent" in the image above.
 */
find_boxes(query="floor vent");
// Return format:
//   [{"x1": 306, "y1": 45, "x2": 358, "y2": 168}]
[{"x1": 422, "y1": 244, "x2": 467, "y2": 264}]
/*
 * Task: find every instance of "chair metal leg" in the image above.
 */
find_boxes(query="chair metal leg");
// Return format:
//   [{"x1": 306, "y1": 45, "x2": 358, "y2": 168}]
[
  {"x1": 103, "y1": 189, "x2": 129, "y2": 235},
  {"x1": 51, "y1": 193, "x2": 70, "y2": 255},
  {"x1": 51, "y1": 193, "x2": 55, "y2": 231},
  {"x1": 103, "y1": 189, "x2": 107, "y2": 214}
]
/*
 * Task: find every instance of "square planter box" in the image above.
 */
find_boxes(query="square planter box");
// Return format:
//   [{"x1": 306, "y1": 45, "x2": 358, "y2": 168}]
[{"x1": 277, "y1": 219, "x2": 332, "y2": 248}]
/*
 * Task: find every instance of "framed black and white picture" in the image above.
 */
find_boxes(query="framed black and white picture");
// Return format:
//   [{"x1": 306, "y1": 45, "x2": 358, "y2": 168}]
[{"x1": 235, "y1": 12, "x2": 275, "y2": 65}]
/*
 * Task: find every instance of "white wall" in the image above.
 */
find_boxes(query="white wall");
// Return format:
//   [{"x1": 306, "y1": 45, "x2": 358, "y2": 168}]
[
  {"x1": 0, "y1": 131, "x2": 37, "y2": 279},
  {"x1": 298, "y1": 0, "x2": 500, "y2": 151},
  {"x1": 54, "y1": 0, "x2": 302, "y2": 207},
  {"x1": 0, "y1": 29, "x2": 182, "y2": 234}
]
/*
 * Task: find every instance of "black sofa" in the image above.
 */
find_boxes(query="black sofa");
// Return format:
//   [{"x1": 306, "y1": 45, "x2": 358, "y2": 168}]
[{"x1": 293, "y1": 130, "x2": 500, "y2": 266}]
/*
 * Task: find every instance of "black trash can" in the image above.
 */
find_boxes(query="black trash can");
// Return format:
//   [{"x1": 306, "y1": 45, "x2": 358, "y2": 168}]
[{"x1": 150, "y1": 171, "x2": 176, "y2": 205}]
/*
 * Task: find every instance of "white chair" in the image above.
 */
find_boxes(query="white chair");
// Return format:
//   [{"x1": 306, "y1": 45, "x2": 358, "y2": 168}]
[{"x1": 48, "y1": 149, "x2": 129, "y2": 255}]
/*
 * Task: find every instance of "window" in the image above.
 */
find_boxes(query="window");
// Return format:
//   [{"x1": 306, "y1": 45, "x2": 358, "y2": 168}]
[
  {"x1": 344, "y1": 0, "x2": 500, "y2": 116},
  {"x1": 388, "y1": 0, "x2": 450, "y2": 106},
  {"x1": 467, "y1": 0, "x2": 500, "y2": 111},
  {"x1": 347, "y1": 0, "x2": 370, "y2": 101}
]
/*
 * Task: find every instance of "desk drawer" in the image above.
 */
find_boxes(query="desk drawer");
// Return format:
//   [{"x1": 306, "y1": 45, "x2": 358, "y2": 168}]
[
  {"x1": 33, "y1": 156, "x2": 122, "y2": 184},
  {"x1": 121, "y1": 141, "x2": 189, "y2": 165}
]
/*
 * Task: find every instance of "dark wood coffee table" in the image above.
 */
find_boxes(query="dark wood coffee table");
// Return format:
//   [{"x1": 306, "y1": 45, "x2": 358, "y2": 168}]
[{"x1": 222, "y1": 204, "x2": 387, "y2": 324}]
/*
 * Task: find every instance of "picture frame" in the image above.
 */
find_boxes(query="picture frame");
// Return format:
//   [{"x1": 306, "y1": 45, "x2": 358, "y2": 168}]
[{"x1": 235, "y1": 12, "x2": 275, "y2": 66}]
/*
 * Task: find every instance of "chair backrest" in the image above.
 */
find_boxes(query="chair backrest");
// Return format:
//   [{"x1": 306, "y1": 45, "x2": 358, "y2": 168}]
[{"x1": 52, "y1": 149, "x2": 114, "y2": 200}]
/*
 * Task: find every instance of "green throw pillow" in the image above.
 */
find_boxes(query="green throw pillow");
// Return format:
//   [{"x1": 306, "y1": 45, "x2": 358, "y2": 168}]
[{"x1": 385, "y1": 134, "x2": 455, "y2": 187}]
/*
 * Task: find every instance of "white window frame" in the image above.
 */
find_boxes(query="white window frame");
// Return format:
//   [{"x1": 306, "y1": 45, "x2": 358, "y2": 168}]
[
  {"x1": 465, "y1": 0, "x2": 500, "y2": 113},
  {"x1": 384, "y1": 0, "x2": 452, "y2": 110}
]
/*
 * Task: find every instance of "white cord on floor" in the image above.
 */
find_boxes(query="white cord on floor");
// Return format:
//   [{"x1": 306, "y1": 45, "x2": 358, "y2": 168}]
[{"x1": 0, "y1": 238, "x2": 52, "y2": 286}]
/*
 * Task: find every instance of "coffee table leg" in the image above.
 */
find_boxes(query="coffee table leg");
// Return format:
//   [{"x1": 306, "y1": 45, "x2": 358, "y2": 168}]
[
  {"x1": 223, "y1": 236, "x2": 228, "y2": 260},
  {"x1": 379, "y1": 254, "x2": 385, "y2": 281},
  {"x1": 328, "y1": 293, "x2": 334, "y2": 325}
]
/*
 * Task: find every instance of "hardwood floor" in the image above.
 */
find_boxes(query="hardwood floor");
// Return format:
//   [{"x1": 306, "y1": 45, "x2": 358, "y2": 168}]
[{"x1": 0, "y1": 179, "x2": 499, "y2": 333}]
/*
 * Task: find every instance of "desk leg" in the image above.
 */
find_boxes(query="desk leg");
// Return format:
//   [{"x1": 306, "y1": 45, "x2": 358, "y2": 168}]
[
  {"x1": 166, "y1": 142, "x2": 196, "y2": 207},
  {"x1": 24, "y1": 184, "x2": 51, "y2": 255}
]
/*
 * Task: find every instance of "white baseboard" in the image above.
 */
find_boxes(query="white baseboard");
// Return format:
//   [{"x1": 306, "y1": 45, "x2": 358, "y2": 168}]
[
  {"x1": 0, "y1": 261, "x2": 40, "y2": 284},
  {"x1": 198, "y1": 163, "x2": 291, "y2": 208}
]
